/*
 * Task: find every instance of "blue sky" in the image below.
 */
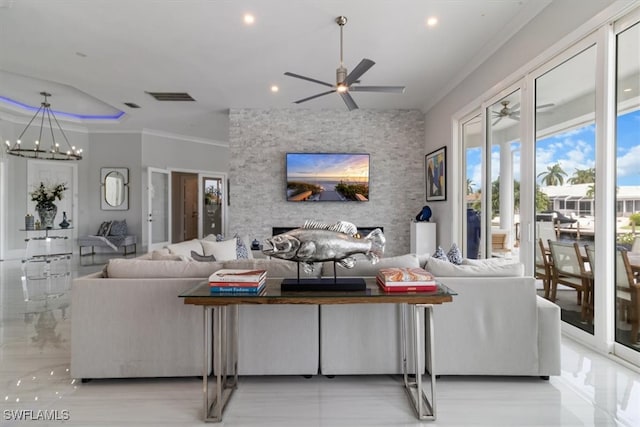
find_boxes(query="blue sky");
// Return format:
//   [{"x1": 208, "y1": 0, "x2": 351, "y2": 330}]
[{"x1": 466, "y1": 109, "x2": 640, "y2": 191}]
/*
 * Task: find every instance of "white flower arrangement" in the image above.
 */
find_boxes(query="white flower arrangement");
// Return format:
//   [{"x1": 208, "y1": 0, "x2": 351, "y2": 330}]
[{"x1": 30, "y1": 182, "x2": 67, "y2": 206}]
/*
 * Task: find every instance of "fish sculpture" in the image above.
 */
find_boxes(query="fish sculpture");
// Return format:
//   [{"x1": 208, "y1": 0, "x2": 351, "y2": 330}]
[{"x1": 261, "y1": 220, "x2": 385, "y2": 273}]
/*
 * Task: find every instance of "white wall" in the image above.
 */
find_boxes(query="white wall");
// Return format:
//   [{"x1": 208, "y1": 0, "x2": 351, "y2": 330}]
[
  {"x1": 423, "y1": 0, "x2": 618, "y2": 249},
  {"x1": 0, "y1": 122, "x2": 230, "y2": 258}
]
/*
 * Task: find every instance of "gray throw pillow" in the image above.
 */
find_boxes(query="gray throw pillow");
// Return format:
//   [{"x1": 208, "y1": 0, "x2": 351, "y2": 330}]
[
  {"x1": 191, "y1": 250, "x2": 216, "y2": 262},
  {"x1": 109, "y1": 220, "x2": 128, "y2": 236}
]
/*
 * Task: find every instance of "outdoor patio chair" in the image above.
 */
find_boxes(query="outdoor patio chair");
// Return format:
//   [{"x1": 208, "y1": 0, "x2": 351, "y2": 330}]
[
  {"x1": 616, "y1": 249, "x2": 640, "y2": 343},
  {"x1": 548, "y1": 240, "x2": 593, "y2": 322},
  {"x1": 535, "y1": 238, "x2": 552, "y2": 299}
]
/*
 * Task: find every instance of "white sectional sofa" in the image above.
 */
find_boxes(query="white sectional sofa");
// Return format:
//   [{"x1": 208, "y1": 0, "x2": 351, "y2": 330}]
[{"x1": 71, "y1": 252, "x2": 561, "y2": 380}]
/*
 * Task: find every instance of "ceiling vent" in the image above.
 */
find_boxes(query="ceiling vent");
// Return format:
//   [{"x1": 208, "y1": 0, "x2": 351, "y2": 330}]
[
  {"x1": 145, "y1": 92, "x2": 195, "y2": 101},
  {"x1": 124, "y1": 102, "x2": 140, "y2": 108}
]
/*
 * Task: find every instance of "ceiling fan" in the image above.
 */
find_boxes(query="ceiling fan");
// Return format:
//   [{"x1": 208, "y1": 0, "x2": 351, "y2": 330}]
[
  {"x1": 284, "y1": 16, "x2": 405, "y2": 111},
  {"x1": 491, "y1": 100, "x2": 554, "y2": 125}
]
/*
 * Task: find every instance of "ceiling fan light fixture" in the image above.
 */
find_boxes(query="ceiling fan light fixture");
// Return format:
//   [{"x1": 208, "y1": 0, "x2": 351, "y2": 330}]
[{"x1": 336, "y1": 83, "x2": 348, "y2": 93}]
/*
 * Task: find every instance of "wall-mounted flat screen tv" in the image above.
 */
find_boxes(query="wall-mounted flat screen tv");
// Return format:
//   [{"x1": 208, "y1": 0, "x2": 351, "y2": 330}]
[{"x1": 286, "y1": 153, "x2": 370, "y2": 202}]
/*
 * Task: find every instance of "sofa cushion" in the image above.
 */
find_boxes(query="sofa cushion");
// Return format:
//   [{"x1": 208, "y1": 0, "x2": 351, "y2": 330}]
[
  {"x1": 106, "y1": 258, "x2": 224, "y2": 278},
  {"x1": 323, "y1": 253, "x2": 420, "y2": 277},
  {"x1": 151, "y1": 250, "x2": 185, "y2": 261},
  {"x1": 167, "y1": 239, "x2": 203, "y2": 259},
  {"x1": 201, "y1": 238, "x2": 238, "y2": 261},
  {"x1": 223, "y1": 258, "x2": 322, "y2": 279},
  {"x1": 425, "y1": 256, "x2": 524, "y2": 277}
]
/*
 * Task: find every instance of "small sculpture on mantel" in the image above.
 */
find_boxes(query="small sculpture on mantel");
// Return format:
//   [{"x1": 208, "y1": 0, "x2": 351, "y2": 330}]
[{"x1": 261, "y1": 220, "x2": 385, "y2": 274}]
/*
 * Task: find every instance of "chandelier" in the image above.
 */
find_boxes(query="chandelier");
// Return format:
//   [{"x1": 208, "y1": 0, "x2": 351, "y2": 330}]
[{"x1": 4, "y1": 92, "x2": 83, "y2": 161}]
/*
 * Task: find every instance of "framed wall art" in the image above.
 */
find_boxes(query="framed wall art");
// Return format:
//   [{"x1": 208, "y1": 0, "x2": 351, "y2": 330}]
[{"x1": 425, "y1": 147, "x2": 446, "y2": 202}]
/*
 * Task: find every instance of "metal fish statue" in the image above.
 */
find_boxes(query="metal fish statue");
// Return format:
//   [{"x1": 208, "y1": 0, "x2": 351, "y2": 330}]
[{"x1": 261, "y1": 220, "x2": 385, "y2": 273}]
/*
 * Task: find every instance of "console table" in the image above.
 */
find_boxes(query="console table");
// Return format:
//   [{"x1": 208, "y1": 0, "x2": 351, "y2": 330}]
[{"x1": 180, "y1": 278, "x2": 455, "y2": 422}]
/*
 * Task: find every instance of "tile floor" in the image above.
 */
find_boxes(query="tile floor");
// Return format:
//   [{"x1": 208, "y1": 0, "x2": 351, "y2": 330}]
[{"x1": 1, "y1": 255, "x2": 640, "y2": 426}]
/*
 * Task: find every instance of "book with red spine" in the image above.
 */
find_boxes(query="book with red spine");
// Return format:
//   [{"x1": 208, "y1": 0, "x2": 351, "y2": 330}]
[
  {"x1": 376, "y1": 277, "x2": 437, "y2": 292},
  {"x1": 209, "y1": 277, "x2": 266, "y2": 288},
  {"x1": 377, "y1": 267, "x2": 436, "y2": 287}
]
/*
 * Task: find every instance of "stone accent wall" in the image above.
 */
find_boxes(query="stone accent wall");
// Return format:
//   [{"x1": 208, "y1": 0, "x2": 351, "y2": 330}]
[{"x1": 228, "y1": 109, "x2": 425, "y2": 256}]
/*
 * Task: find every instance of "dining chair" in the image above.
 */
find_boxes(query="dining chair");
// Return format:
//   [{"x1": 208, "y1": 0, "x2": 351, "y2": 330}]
[
  {"x1": 548, "y1": 240, "x2": 593, "y2": 322},
  {"x1": 616, "y1": 249, "x2": 640, "y2": 343},
  {"x1": 535, "y1": 238, "x2": 552, "y2": 299}
]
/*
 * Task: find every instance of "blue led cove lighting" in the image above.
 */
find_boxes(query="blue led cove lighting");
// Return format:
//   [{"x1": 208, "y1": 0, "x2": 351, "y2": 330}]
[{"x1": 0, "y1": 95, "x2": 125, "y2": 120}]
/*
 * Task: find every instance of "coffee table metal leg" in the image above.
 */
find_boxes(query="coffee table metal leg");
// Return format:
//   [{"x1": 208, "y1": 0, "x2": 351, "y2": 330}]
[
  {"x1": 203, "y1": 305, "x2": 237, "y2": 422},
  {"x1": 401, "y1": 303, "x2": 436, "y2": 420}
]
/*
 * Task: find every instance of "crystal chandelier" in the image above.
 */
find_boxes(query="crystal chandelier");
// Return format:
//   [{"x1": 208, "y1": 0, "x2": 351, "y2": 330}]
[{"x1": 4, "y1": 92, "x2": 83, "y2": 160}]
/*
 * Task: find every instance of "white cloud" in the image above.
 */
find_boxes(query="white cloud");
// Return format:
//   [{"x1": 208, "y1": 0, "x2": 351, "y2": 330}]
[{"x1": 617, "y1": 144, "x2": 640, "y2": 178}]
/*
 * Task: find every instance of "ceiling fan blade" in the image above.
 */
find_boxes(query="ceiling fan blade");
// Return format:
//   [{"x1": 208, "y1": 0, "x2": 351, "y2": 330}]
[
  {"x1": 293, "y1": 90, "x2": 336, "y2": 104},
  {"x1": 340, "y1": 92, "x2": 358, "y2": 111},
  {"x1": 536, "y1": 103, "x2": 555, "y2": 109},
  {"x1": 284, "y1": 72, "x2": 334, "y2": 88},
  {"x1": 510, "y1": 102, "x2": 520, "y2": 112},
  {"x1": 350, "y1": 86, "x2": 405, "y2": 93},
  {"x1": 344, "y1": 59, "x2": 375, "y2": 85},
  {"x1": 492, "y1": 116, "x2": 503, "y2": 126}
]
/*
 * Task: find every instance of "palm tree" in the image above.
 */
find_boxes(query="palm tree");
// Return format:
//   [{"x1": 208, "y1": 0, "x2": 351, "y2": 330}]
[
  {"x1": 466, "y1": 178, "x2": 474, "y2": 195},
  {"x1": 569, "y1": 167, "x2": 595, "y2": 184},
  {"x1": 537, "y1": 163, "x2": 567, "y2": 186}
]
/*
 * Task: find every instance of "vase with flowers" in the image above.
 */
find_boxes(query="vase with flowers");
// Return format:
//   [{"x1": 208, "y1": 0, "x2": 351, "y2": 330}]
[{"x1": 30, "y1": 182, "x2": 67, "y2": 229}]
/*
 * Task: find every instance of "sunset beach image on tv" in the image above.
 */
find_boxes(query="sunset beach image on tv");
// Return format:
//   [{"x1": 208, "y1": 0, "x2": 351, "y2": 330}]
[{"x1": 286, "y1": 153, "x2": 370, "y2": 202}]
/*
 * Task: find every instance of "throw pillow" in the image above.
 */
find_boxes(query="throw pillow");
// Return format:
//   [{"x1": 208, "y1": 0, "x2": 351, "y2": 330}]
[
  {"x1": 447, "y1": 243, "x2": 463, "y2": 265},
  {"x1": 96, "y1": 221, "x2": 112, "y2": 236},
  {"x1": 109, "y1": 219, "x2": 128, "y2": 236},
  {"x1": 191, "y1": 250, "x2": 216, "y2": 262},
  {"x1": 433, "y1": 246, "x2": 448, "y2": 261},
  {"x1": 206, "y1": 233, "x2": 251, "y2": 259},
  {"x1": 201, "y1": 238, "x2": 238, "y2": 261},
  {"x1": 235, "y1": 235, "x2": 250, "y2": 259},
  {"x1": 166, "y1": 239, "x2": 203, "y2": 259}
]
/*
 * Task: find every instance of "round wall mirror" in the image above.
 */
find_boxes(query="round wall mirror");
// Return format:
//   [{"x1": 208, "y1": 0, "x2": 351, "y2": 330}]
[{"x1": 105, "y1": 171, "x2": 125, "y2": 207}]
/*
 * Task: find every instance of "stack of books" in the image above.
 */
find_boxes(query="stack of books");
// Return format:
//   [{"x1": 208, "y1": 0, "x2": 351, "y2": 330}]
[
  {"x1": 208, "y1": 269, "x2": 267, "y2": 293},
  {"x1": 376, "y1": 267, "x2": 437, "y2": 292}
]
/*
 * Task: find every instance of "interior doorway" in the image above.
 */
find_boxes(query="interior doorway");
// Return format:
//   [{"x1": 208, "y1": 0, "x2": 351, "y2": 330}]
[
  {"x1": 168, "y1": 171, "x2": 226, "y2": 244},
  {"x1": 171, "y1": 172, "x2": 199, "y2": 243}
]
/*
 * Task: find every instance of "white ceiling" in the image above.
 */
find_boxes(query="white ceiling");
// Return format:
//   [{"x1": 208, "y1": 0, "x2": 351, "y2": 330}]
[{"x1": 0, "y1": 0, "x2": 552, "y2": 141}]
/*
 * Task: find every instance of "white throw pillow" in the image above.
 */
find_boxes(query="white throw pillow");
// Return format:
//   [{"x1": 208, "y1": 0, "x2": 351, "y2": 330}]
[
  {"x1": 201, "y1": 238, "x2": 238, "y2": 261},
  {"x1": 166, "y1": 239, "x2": 203, "y2": 260}
]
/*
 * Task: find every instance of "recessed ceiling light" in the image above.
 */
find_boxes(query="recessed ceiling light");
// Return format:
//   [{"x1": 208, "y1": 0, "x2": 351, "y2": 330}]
[
  {"x1": 244, "y1": 14, "x2": 255, "y2": 25},
  {"x1": 270, "y1": 85, "x2": 279, "y2": 93},
  {"x1": 623, "y1": 88, "x2": 632, "y2": 92},
  {"x1": 426, "y1": 17, "x2": 438, "y2": 27}
]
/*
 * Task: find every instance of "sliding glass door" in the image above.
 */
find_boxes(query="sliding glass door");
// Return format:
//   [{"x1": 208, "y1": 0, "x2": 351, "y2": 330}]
[
  {"x1": 615, "y1": 18, "x2": 640, "y2": 353},
  {"x1": 535, "y1": 44, "x2": 597, "y2": 335}
]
